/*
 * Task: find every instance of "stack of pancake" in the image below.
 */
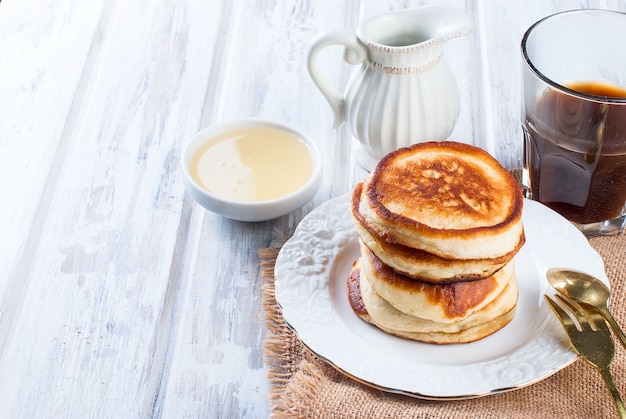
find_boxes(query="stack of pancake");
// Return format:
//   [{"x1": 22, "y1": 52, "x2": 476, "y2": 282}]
[{"x1": 348, "y1": 141, "x2": 525, "y2": 344}]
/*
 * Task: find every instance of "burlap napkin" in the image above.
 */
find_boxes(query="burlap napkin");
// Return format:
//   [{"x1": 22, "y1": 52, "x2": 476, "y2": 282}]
[{"x1": 261, "y1": 230, "x2": 625, "y2": 419}]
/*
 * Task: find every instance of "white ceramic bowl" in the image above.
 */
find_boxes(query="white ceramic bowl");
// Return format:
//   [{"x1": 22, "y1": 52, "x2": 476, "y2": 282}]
[{"x1": 181, "y1": 118, "x2": 323, "y2": 222}]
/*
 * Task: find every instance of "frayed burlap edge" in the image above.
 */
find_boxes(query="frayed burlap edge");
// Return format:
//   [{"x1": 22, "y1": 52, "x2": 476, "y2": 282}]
[{"x1": 260, "y1": 245, "x2": 331, "y2": 419}]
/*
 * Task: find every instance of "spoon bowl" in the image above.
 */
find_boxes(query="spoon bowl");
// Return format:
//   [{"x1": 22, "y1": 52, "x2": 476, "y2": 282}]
[
  {"x1": 546, "y1": 267, "x2": 626, "y2": 350},
  {"x1": 546, "y1": 268, "x2": 611, "y2": 308}
]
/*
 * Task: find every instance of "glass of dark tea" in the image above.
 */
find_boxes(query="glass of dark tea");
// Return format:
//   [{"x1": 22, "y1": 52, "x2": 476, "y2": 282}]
[{"x1": 521, "y1": 9, "x2": 626, "y2": 237}]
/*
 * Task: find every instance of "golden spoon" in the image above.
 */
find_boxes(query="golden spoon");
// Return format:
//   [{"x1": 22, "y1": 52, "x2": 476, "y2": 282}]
[{"x1": 547, "y1": 268, "x2": 626, "y2": 350}]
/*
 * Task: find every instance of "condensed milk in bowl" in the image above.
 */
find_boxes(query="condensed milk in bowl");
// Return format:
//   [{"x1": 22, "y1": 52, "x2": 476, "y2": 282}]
[{"x1": 181, "y1": 119, "x2": 323, "y2": 222}]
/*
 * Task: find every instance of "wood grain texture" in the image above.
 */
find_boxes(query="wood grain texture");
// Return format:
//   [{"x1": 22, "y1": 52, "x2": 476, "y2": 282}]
[{"x1": 0, "y1": 0, "x2": 623, "y2": 417}]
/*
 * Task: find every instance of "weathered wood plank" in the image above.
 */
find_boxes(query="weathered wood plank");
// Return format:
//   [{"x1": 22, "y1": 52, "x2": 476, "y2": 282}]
[
  {"x1": 0, "y1": 0, "x2": 107, "y2": 353},
  {"x1": 0, "y1": 0, "x2": 220, "y2": 416}
]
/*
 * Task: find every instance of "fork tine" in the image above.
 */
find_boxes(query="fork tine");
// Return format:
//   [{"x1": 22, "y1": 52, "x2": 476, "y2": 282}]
[
  {"x1": 555, "y1": 294, "x2": 598, "y2": 331},
  {"x1": 544, "y1": 295, "x2": 574, "y2": 329},
  {"x1": 556, "y1": 294, "x2": 604, "y2": 331}
]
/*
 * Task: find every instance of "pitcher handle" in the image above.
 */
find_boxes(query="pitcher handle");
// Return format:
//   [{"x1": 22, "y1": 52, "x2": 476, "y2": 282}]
[{"x1": 307, "y1": 30, "x2": 368, "y2": 128}]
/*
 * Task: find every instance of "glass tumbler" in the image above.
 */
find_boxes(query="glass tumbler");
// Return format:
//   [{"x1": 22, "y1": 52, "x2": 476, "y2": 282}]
[{"x1": 521, "y1": 9, "x2": 626, "y2": 236}]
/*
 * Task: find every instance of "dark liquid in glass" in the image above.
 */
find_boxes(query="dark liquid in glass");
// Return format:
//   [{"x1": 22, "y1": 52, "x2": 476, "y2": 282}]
[{"x1": 524, "y1": 81, "x2": 626, "y2": 224}]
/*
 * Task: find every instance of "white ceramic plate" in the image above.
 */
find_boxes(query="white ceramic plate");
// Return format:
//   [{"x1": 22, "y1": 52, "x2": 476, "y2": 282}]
[{"x1": 275, "y1": 194, "x2": 608, "y2": 400}]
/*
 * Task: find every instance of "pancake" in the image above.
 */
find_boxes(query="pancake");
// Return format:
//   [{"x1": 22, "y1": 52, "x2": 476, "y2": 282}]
[
  {"x1": 347, "y1": 260, "x2": 368, "y2": 317},
  {"x1": 360, "y1": 266, "x2": 518, "y2": 334},
  {"x1": 359, "y1": 241, "x2": 515, "y2": 323},
  {"x1": 365, "y1": 307, "x2": 516, "y2": 344},
  {"x1": 352, "y1": 182, "x2": 525, "y2": 283},
  {"x1": 346, "y1": 261, "x2": 517, "y2": 344},
  {"x1": 357, "y1": 141, "x2": 524, "y2": 260}
]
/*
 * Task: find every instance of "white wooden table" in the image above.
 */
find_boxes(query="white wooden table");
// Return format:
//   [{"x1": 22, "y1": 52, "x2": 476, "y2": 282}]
[{"x1": 1, "y1": 0, "x2": 623, "y2": 417}]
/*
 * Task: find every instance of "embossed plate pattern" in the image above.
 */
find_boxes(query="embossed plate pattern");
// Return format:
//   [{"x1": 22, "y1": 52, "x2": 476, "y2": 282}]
[{"x1": 274, "y1": 195, "x2": 608, "y2": 399}]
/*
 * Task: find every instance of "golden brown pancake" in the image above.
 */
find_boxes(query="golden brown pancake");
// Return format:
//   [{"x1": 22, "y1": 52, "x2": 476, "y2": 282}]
[
  {"x1": 352, "y1": 182, "x2": 525, "y2": 282},
  {"x1": 347, "y1": 260, "x2": 517, "y2": 344},
  {"x1": 357, "y1": 141, "x2": 524, "y2": 260},
  {"x1": 360, "y1": 267, "x2": 518, "y2": 334},
  {"x1": 359, "y1": 241, "x2": 515, "y2": 323},
  {"x1": 364, "y1": 307, "x2": 516, "y2": 344}
]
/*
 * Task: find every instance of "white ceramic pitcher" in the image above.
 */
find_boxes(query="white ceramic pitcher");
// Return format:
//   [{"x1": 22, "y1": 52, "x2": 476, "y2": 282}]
[{"x1": 307, "y1": 6, "x2": 473, "y2": 170}]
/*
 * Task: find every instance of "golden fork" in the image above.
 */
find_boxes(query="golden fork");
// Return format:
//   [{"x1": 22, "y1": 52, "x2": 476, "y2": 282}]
[{"x1": 545, "y1": 294, "x2": 626, "y2": 418}]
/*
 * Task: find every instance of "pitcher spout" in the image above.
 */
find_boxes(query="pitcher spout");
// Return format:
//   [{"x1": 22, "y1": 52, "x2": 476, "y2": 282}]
[{"x1": 426, "y1": 6, "x2": 474, "y2": 44}]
